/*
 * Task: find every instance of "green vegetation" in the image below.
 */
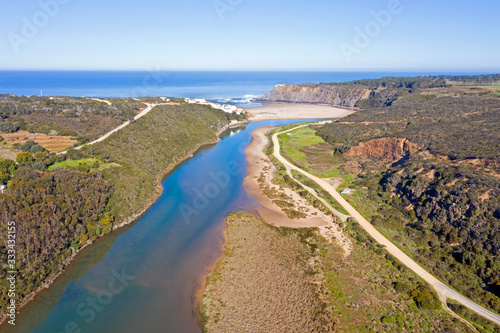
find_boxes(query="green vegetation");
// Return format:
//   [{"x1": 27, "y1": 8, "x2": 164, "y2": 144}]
[
  {"x1": 0, "y1": 101, "x2": 230, "y2": 318},
  {"x1": 277, "y1": 125, "x2": 351, "y2": 180},
  {"x1": 92, "y1": 103, "x2": 229, "y2": 220},
  {"x1": 308, "y1": 76, "x2": 449, "y2": 89},
  {"x1": 0, "y1": 121, "x2": 19, "y2": 133},
  {"x1": 275, "y1": 78, "x2": 500, "y2": 330},
  {"x1": 0, "y1": 95, "x2": 146, "y2": 143},
  {"x1": 441, "y1": 74, "x2": 500, "y2": 86},
  {"x1": 447, "y1": 300, "x2": 500, "y2": 333},
  {"x1": 317, "y1": 93, "x2": 500, "y2": 160},
  {"x1": 278, "y1": 126, "x2": 343, "y2": 178},
  {"x1": 0, "y1": 168, "x2": 111, "y2": 309},
  {"x1": 48, "y1": 158, "x2": 104, "y2": 171}
]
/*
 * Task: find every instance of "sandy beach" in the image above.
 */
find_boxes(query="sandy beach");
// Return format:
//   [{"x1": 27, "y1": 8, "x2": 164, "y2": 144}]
[
  {"x1": 244, "y1": 126, "x2": 331, "y2": 227},
  {"x1": 245, "y1": 102, "x2": 355, "y2": 121},
  {"x1": 244, "y1": 125, "x2": 353, "y2": 255}
]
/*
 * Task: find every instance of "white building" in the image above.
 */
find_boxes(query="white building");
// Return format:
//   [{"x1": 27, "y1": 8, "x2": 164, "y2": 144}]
[{"x1": 184, "y1": 98, "x2": 244, "y2": 114}]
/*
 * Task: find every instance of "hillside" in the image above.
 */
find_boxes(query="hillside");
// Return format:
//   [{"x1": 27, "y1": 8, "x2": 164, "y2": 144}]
[
  {"x1": 269, "y1": 80, "x2": 500, "y2": 330},
  {"x1": 260, "y1": 76, "x2": 450, "y2": 107},
  {"x1": 0, "y1": 101, "x2": 230, "y2": 321},
  {"x1": 0, "y1": 95, "x2": 149, "y2": 144},
  {"x1": 260, "y1": 75, "x2": 499, "y2": 108}
]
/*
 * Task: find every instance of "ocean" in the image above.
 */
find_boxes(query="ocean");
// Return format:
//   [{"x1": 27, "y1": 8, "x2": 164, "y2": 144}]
[{"x1": 0, "y1": 71, "x2": 485, "y2": 108}]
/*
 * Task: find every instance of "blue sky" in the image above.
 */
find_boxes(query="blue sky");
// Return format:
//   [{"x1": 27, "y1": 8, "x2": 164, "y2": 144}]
[{"x1": 0, "y1": 0, "x2": 499, "y2": 71}]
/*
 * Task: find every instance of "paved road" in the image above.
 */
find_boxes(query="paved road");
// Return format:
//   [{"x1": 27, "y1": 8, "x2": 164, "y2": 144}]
[{"x1": 273, "y1": 125, "x2": 500, "y2": 326}]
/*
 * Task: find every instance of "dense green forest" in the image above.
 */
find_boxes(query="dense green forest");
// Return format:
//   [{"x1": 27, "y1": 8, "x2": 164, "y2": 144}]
[
  {"x1": 313, "y1": 84, "x2": 500, "y2": 317},
  {"x1": 0, "y1": 101, "x2": 230, "y2": 315},
  {"x1": 0, "y1": 169, "x2": 111, "y2": 306},
  {"x1": 310, "y1": 74, "x2": 500, "y2": 89},
  {"x1": 91, "y1": 103, "x2": 230, "y2": 220},
  {"x1": 309, "y1": 76, "x2": 449, "y2": 89}
]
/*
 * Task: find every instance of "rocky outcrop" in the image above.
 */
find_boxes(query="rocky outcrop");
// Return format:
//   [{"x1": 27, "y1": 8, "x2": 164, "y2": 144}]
[
  {"x1": 346, "y1": 137, "x2": 422, "y2": 160},
  {"x1": 261, "y1": 84, "x2": 371, "y2": 107}
]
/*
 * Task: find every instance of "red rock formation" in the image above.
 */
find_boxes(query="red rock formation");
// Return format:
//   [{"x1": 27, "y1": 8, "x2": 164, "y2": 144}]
[{"x1": 346, "y1": 137, "x2": 422, "y2": 160}]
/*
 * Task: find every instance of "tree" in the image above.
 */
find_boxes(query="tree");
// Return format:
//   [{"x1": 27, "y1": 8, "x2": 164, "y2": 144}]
[
  {"x1": 16, "y1": 152, "x2": 33, "y2": 166},
  {"x1": 0, "y1": 159, "x2": 16, "y2": 175}
]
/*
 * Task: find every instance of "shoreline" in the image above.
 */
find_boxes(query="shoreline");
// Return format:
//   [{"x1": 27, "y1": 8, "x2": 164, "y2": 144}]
[
  {"x1": 0, "y1": 123, "x2": 230, "y2": 327},
  {"x1": 245, "y1": 101, "x2": 355, "y2": 122},
  {"x1": 196, "y1": 123, "x2": 353, "y2": 327},
  {"x1": 193, "y1": 223, "x2": 228, "y2": 329},
  {"x1": 243, "y1": 126, "x2": 335, "y2": 228}
]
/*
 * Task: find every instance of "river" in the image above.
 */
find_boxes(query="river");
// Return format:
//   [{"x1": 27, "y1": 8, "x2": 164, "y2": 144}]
[{"x1": 1, "y1": 119, "x2": 312, "y2": 333}]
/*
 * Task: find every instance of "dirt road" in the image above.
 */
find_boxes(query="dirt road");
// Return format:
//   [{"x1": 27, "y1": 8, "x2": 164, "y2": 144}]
[{"x1": 273, "y1": 125, "x2": 500, "y2": 326}]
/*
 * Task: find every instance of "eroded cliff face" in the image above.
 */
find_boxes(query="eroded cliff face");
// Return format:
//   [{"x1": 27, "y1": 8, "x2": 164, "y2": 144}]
[
  {"x1": 346, "y1": 137, "x2": 422, "y2": 160},
  {"x1": 261, "y1": 84, "x2": 372, "y2": 107}
]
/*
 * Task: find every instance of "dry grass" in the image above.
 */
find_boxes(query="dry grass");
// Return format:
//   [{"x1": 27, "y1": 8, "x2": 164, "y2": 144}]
[
  {"x1": 1, "y1": 130, "x2": 77, "y2": 152},
  {"x1": 200, "y1": 212, "x2": 471, "y2": 333},
  {"x1": 201, "y1": 212, "x2": 335, "y2": 332}
]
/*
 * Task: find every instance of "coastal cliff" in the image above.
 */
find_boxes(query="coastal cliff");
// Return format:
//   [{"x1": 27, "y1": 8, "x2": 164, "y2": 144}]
[{"x1": 261, "y1": 84, "x2": 371, "y2": 107}]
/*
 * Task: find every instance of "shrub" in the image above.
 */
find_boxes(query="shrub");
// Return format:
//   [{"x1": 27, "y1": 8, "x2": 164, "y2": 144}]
[
  {"x1": 408, "y1": 285, "x2": 441, "y2": 310},
  {"x1": 0, "y1": 159, "x2": 17, "y2": 175},
  {"x1": 0, "y1": 122, "x2": 19, "y2": 133},
  {"x1": 30, "y1": 144, "x2": 45, "y2": 154},
  {"x1": 16, "y1": 152, "x2": 33, "y2": 166},
  {"x1": 32, "y1": 161, "x2": 47, "y2": 170},
  {"x1": 21, "y1": 140, "x2": 36, "y2": 152},
  {"x1": 393, "y1": 282, "x2": 411, "y2": 294}
]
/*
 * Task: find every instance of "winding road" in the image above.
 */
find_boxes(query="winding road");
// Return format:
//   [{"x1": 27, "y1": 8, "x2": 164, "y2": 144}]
[
  {"x1": 73, "y1": 102, "x2": 158, "y2": 150},
  {"x1": 273, "y1": 125, "x2": 500, "y2": 327}
]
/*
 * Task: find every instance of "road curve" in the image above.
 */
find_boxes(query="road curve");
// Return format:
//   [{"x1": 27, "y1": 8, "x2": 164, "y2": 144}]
[{"x1": 273, "y1": 125, "x2": 500, "y2": 326}]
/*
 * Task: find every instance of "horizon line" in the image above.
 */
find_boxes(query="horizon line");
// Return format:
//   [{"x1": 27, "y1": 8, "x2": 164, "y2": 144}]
[{"x1": 0, "y1": 69, "x2": 499, "y2": 74}]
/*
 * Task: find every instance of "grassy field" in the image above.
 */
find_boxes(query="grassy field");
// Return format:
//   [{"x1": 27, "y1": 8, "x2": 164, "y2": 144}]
[
  {"x1": 277, "y1": 125, "x2": 358, "y2": 185},
  {"x1": 201, "y1": 212, "x2": 470, "y2": 332},
  {"x1": 46, "y1": 158, "x2": 117, "y2": 171},
  {"x1": 270, "y1": 125, "x2": 353, "y2": 216},
  {"x1": 278, "y1": 126, "x2": 344, "y2": 178}
]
